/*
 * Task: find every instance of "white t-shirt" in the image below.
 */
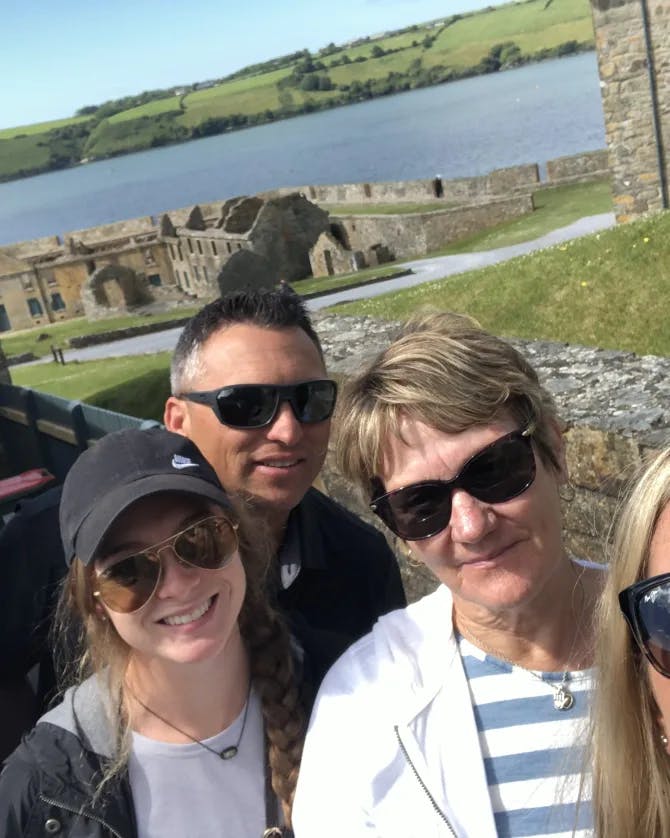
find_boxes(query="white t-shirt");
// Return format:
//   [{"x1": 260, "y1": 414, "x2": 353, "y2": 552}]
[{"x1": 128, "y1": 690, "x2": 267, "y2": 838}]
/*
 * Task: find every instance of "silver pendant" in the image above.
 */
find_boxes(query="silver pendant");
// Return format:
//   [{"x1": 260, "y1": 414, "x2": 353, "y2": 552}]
[
  {"x1": 220, "y1": 746, "x2": 238, "y2": 760},
  {"x1": 553, "y1": 686, "x2": 574, "y2": 711}
]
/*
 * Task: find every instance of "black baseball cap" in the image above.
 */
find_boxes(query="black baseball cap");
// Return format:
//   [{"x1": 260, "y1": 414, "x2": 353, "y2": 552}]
[{"x1": 60, "y1": 427, "x2": 232, "y2": 566}]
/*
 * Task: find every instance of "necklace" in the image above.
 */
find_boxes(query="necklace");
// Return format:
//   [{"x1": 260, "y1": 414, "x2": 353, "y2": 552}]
[
  {"x1": 458, "y1": 625, "x2": 577, "y2": 711},
  {"x1": 130, "y1": 681, "x2": 253, "y2": 759}
]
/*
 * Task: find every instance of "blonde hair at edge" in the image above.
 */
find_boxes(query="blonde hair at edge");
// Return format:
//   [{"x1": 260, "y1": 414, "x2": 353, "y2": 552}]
[
  {"x1": 336, "y1": 310, "x2": 561, "y2": 491},
  {"x1": 55, "y1": 499, "x2": 305, "y2": 827},
  {"x1": 591, "y1": 448, "x2": 670, "y2": 837}
]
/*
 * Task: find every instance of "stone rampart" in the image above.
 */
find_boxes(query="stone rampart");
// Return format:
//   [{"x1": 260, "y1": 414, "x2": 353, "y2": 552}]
[
  {"x1": 264, "y1": 152, "x2": 607, "y2": 208},
  {"x1": 591, "y1": 0, "x2": 670, "y2": 221},
  {"x1": 312, "y1": 313, "x2": 670, "y2": 601},
  {"x1": 65, "y1": 217, "x2": 156, "y2": 245},
  {"x1": 334, "y1": 194, "x2": 533, "y2": 259},
  {"x1": 0, "y1": 236, "x2": 61, "y2": 261},
  {"x1": 546, "y1": 150, "x2": 610, "y2": 185}
]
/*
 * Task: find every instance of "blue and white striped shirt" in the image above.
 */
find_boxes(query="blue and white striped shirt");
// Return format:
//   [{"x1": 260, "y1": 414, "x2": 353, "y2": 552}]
[{"x1": 457, "y1": 635, "x2": 593, "y2": 838}]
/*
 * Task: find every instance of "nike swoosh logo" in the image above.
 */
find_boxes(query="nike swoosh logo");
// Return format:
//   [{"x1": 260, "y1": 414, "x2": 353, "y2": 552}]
[{"x1": 171, "y1": 456, "x2": 198, "y2": 469}]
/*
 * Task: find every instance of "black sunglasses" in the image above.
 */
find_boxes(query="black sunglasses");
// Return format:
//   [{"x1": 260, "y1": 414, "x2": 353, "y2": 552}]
[
  {"x1": 180, "y1": 379, "x2": 337, "y2": 429},
  {"x1": 620, "y1": 573, "x2": 670, "y2": 678},
  {"x1": 370, "y1": 428, "x2": 536, "y2": 541},
  {"x1": 93, "y1": 516, "x2": 239, "y2": 614}
]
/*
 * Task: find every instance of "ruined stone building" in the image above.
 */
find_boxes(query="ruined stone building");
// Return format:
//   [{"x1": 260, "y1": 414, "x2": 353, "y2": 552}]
[
  {"x1": 0, "y1": 194, "x2": 328, "y2": 333},
  {"x1": 591, "y1": 0, "x2": 670, "y2": 221}
]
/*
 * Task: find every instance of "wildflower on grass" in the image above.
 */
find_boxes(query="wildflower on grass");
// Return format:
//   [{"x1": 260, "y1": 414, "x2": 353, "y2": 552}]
[
  {"x1": 643, "y1": 236, "x2": 650, "y2": 243},
  {"x1": 581, "y1": 281, "x2": 588, "y2": 287}
]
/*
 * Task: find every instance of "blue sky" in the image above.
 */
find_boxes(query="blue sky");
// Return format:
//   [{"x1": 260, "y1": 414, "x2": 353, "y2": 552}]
[{"x1": 3, "y1": 0, "x2": 500, "y2": 129}]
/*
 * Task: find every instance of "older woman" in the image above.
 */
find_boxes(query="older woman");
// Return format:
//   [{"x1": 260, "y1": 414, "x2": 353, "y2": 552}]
[
  {"x1": 592, "y1": 448, "x2": 670, "y2": 836},
  {"x1": 293, "y1": 312, "x2": 601, "y2": 838}
]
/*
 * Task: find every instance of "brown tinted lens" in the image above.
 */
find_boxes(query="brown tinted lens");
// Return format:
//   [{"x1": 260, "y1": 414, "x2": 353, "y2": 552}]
[
  {"x1": 173, "y1": 517, "x2": 238, "y2": 570},
  {"x1": 95, "y1": 554, "x2": 160, "y2": 613}
]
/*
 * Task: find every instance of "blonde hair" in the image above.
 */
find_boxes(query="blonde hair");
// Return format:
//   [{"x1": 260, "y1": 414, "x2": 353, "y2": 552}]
[
  {"x1": 591, "y1": 448, "x2": 670, "y2": 836},
  {"x1": 336, "y1": 311, "x2": 560, "y2": 492},
  {"x1": 56, "y1": 497, "x2": 304, "y2": 828}
]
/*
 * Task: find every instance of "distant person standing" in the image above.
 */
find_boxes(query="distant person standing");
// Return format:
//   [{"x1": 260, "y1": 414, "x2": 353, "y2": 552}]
[{"x1": 164, "y1": 288, "x2": 405, "y2": 679}]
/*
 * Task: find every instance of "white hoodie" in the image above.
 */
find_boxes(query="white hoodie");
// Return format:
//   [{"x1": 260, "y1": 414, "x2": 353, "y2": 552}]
[{"x1": 293, "y1": 585, "x2": 498, "y2": 838}]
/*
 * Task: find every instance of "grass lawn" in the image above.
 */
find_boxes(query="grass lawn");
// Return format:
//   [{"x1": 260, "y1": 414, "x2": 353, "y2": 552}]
[
  {"x1": 2, "y1": 307, "x2": 199, "y2": 360},
  {"x1": 293, "y1": 264, "x2": 409, "y2": 295},
  {"x1": 327, "y1": 209, "x2": 670, "y2": 358},
  {"x1": 11, "y1": 354, "x2": 172, "y2": 422}
]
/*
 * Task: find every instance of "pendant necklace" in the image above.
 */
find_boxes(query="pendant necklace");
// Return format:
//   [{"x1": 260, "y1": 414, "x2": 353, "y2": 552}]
[
  {"x1": 458, "y1": 626, "x2": 576, "y2": 711},
  {"x1": 130, "y1": 680, "x2": 253, "y2": 759}
]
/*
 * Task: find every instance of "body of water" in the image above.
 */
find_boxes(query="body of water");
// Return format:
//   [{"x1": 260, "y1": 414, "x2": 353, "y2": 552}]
[{"x1": 0, "y1": 53, "x2": 606, "y2": 246}]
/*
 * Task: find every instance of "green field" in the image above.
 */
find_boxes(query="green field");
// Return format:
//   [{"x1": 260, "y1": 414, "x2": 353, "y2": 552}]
[
  {"x1": 1, "y1": 0, "x2": 595, "y2": 180},
  {"x1": 2, "y1": 307, "x2": 199, "y2": 360},
  {"x1": 329, "y1": 209, "x2": 670, "y2": 358},
  {"x1": 12, "y1": 354, "x2": 171, "y2": 421},
  {"x1": 0, "y1": 115, "x2": 91, "y2": 140}
]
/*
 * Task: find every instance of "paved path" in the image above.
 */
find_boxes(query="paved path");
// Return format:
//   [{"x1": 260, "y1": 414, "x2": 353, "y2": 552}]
[
  {"x1": 37, "y1": 212, "x2": 615, "y2": 364},
  {"x1": 308, "y1": 212, "x2": 615, "y2": 309}
]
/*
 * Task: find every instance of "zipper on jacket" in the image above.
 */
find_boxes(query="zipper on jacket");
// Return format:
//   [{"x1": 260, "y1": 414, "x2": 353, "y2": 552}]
[
  {"x1": 394, "y1": 726, "x2": 457, "y2": 837},
  {"x1": 38, "y1": 794, "x2": 125, "y2": 838}
]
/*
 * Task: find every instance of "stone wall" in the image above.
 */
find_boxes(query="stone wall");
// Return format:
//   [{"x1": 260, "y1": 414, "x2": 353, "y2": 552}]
[
  {"x1": 333, "y1": 194, "x2": 534, "y2": 261},
  {"x1": 312, "y1": 313, "x2": 670, "y2": 602},
  {"x1": 546, "y1": 150, "x2": 610, "y2": 185},
  {"x1": 591, "y1": 0, "x2": 670, "y2": 221},
  {"x1": 264, "y1": 152, "x2": 609, "y2": 209}
]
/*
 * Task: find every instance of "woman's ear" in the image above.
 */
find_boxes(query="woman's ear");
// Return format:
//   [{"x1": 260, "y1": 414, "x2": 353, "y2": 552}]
[{"x1": 658, "y1": 716, "x2": 670, "y2": 755}]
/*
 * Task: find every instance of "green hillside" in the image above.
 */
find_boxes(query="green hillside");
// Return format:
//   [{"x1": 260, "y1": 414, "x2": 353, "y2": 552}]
[{"x1": 0, "y1": 0, "x2": 595, "y2": 181}]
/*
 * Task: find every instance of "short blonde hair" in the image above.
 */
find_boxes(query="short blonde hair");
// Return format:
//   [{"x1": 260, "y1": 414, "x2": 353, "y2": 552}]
[
  {"x1": 336, "y1": 311, "x2": 560, "y2": 492},
  {"x1": 592, "y1": 448, "x2": 670, "y2": 836}
]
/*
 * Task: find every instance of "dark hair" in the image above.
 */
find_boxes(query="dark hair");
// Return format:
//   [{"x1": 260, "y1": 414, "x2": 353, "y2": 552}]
[{"x1": 171, "y1": 288, "x2": 323, "y2": 393}]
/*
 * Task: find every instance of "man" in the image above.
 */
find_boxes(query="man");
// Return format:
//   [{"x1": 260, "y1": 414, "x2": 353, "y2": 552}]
[{"x1": 164, "y1": 288, "x2": 405, "y2": 674}]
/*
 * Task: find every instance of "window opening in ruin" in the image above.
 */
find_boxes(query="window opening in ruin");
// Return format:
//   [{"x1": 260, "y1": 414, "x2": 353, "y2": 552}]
[
  {"x1": 226, "y1": 242, "x2": 232, "y2": 254},
  {"x1": 0, "y1": 304, "x2": 10, "y2": 332},
  {"x1": 194, "y1": 266, "x2": 201, "y2": 281},
  {"x1": 175, "y1": 270, "x2": 180, "y2": 283},
  {"x1": 148, "y1": 274, "x2": 162, "y2": 286},
  {"x1": 27, "y1": 298, "x2": 43, "y2": 317},
  {"x1": 50, "y1": 293, "x2": 66, "y2": 311},
  {"x1": 237, "y1": 243, "x2": 242, "y2": 250},
  {"x1": 187, "y1": 239, "x2": 193, "y2": 253},
  {"x1": 86, "y1": 261, "x2": 96, "y2": 275},
  {"x1": 178, "y1": 245, "x2": 183, "y2": 260},
  {"x1": 203, "y1": 267, "x2": 209, "y2": 281},
  {"x1": 170, "y1": 245, "x2": 176, "y2": 259},
  {"x1": 197, "y1": 240, "x2": 203, "y2": 255},
  {"x1": 183, "y1": 271, "x2": 190, "y2": 287},
  {"x1": 211, "y1": 241, "x2": 218, "y2": 256}
]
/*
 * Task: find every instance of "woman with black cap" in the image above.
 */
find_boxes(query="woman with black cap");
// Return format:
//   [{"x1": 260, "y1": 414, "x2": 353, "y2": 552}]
[{"x1": 0, "y1": 428, "x2": 303, "y2": 838}]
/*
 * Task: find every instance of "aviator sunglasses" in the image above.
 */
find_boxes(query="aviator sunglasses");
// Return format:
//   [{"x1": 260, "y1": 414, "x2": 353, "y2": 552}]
[
  {"x1": 620, "y1": 573, "x2": 670, "y2": 678},
  {"x1": 180, "y1": 379, "x2": 337, "y2": 429},
  {"x1": 93, "y1": 515, "x2": 239, "y2": 614},
  {"x1": 370, "y1": 428, "x2": 536, "y2": 541}
]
